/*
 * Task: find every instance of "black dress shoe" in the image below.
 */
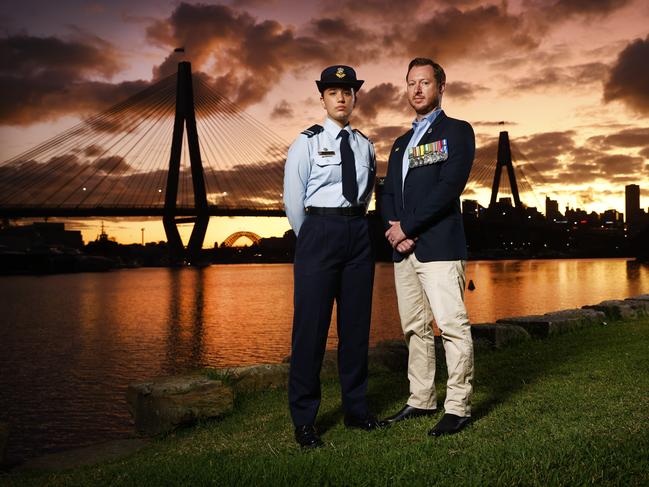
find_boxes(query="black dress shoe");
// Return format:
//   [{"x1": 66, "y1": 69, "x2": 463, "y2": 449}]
[
  {"x1": 384, "y1": 404, "x2": 437, "y2": 424},
  {"x1": 428, "y1": 414, "x2": 471, "y2": 437},
  {"x1": 294, "y1": 425, "x2": 324, "y2": 448},
  {"x1": 344, "y1": 414, "x2": 387, "y2": 431}
]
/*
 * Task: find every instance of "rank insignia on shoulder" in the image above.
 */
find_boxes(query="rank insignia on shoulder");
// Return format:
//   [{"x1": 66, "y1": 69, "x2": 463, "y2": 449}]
[
  {"x1": 318, "y1": 149, "x2": 336, "y2": 157},
  {"x1": 353, "y1": 128, "x2": 371, "y2": 142},
  {"x1": 301, "y1": 124, "x2": 324, "y2": 137},
  {"x1": 407, "y1": 139, "x2": 448, "y2": 169}
]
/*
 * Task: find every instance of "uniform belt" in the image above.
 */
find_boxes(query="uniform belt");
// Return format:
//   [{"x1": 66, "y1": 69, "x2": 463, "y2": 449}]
[{"x1": 305, "y1": 206, "x2": 366, "y2": 216}]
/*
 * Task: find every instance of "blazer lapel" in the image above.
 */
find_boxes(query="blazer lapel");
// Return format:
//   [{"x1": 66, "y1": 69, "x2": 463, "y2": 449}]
[
  {"x1": 414, "y1": 110, "x2": 447, "y2": 147},
  {"x1": 393, "y1": 130, "x2": 412, "y2": 208}
]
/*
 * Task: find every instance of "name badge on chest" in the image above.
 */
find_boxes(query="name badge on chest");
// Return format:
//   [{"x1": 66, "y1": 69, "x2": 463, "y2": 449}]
[
  {"x1": 408, "y1": 139, "x2": 448, "y2": 168},
  {"x1": 318, "y1": 148, "x2": 336, "y2": 157}
]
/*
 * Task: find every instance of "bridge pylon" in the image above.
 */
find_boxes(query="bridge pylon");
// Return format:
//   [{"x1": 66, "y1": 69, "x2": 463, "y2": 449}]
[
  {"x1": 163, "y1": 61, "x2": 209, "y2": 265},
  {"x1": 489, "y1": 131, "x2": 522, "y2": 209}
]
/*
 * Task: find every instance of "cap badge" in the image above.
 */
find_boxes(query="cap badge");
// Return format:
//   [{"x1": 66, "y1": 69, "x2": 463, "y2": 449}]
[{"x1": 335, "y1": 67, "x2": 346, "y2": 79}]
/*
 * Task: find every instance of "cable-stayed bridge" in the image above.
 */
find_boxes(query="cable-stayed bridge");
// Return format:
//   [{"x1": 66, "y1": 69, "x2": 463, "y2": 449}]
[
  {"x1": 0, "y1": 62, "x2": 287, "y2": 262},
  {"x1": 0, "y1": 62, "x2": 546, "y2": 263},
  {"x1": 466, "y1": 131, "x2": 548, "y2": 212}
]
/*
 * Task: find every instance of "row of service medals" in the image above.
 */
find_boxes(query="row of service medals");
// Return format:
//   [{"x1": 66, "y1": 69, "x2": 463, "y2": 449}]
[{"x1": 408, "y1": 139, "x2": 448, "y2": 169}]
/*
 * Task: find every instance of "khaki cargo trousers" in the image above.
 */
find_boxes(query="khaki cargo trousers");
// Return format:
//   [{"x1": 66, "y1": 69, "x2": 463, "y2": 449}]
[{"x1": 394, "y1": 255, "x2": 474, "y2": 417}]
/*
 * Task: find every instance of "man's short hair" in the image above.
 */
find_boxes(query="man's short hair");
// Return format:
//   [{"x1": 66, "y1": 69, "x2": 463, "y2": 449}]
[{"x1": 406, "y1": 58, "x2": 446, "y2": 86}]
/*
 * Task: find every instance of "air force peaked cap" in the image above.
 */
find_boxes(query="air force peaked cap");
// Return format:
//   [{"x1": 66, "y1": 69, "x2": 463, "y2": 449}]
[{"x1": 316, "y1": 65, "x2": 364, "y2": 92}]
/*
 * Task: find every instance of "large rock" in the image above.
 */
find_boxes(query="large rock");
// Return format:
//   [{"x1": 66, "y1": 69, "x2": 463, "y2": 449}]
[
  {"x1": 471, "y1": 323, "x2": 530, "y2": 349},
  {"x1": 126, "y1": 373, "x2": 233, "y2": 436},
  {"x1": 626, "y1": 294, "x2": 649, "y2": 302},
  {"x1": 583, "y1": 300, "x2": 647, "y2": 320},
  {"x1": 207, "y1": 364, "x2": 289, "y2": 393},
  {"x1": 371, "y1": 340, "x2": 408, "y2": 371},
  {"x1": 497, "y1": 308, "x2": 605, "y2": 338},
  {"x1": 544, "y1": 308, "x2": 605, "y2": 325},
  {"x1": 321, "y1": 350, "x2": 339, "y2": 376},
  {"x1": 374, "y1": 339, "x2": 447, "y2": 369},
  {"x1": 282, "y1": 352, "x2": 338, "y2": 376},
  {"x1": 283, "y1": 342, "x2": 410, "y2": 375},
  {"x1": 0, "y1": 422, "x2": 8, "y2": 466},
  {"x1": 283, "y1": 348, "x2": 378, "y2": 376},
  {"x1": 624, "y1": 295, "x2": 649, "y2": 315}
]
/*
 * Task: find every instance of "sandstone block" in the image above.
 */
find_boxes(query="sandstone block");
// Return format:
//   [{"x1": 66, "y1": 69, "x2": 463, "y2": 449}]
[
  {"x1": 624, "y1": 296, "x2": 649, "y2": 316},
  {"x1": 544, "y1": 308, "x2": 605, "y2": 326},
  {"x1": 626, "y1": 294, "x2": 649, "y2": 302},
  {"x1": 126, "y1": 373, "x2": 233, "y2": 436},
  {"x1": 281, "y1": 351, "x2": 345, "y2": 377},
  {"x1": 374, "y1": 339, "x2": 446, "y2": 369},
  {"x1": 321, "y1": 350, "x2": 339, "y2": 376},
  {"x1": 497, "y1": 308, "x2": 604, "y2": 338},
  {"x1": 368, "y1": 344, "x2": 408, "y2": 371},
  {"x1": 208, "y1": 364, "x2": 289, "y2": 393},
  {"x1": 470, "y1": 323, "x2": 530, "y2": 349},
  {"x1": 375, "y1": 340, "x2": 407, "y2": 351},
  {"x1": 583, "y1": 300, "x2": 642, "y2": 320}
]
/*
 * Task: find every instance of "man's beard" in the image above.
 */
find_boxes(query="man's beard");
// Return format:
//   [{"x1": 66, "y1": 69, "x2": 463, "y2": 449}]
[{"x1": 410, "y1": 94, "x2": 440, "y2": 115}]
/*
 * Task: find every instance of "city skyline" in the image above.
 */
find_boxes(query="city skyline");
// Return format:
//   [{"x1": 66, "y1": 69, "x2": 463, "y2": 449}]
[{"x1": 1, "y1": 0, "x2": 648, "y2": 244}]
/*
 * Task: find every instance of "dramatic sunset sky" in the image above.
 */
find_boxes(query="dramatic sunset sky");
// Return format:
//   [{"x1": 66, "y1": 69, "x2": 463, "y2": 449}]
[{"x1": 1, "y1": 0, "x2": 648, "y2": 245}]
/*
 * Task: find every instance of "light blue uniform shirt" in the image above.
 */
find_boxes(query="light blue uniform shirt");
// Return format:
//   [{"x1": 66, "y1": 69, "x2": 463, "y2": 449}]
[
  {"x1": 283, "y1": 117, "x2": 375, "y2": 235},
  {"x1": 402, "y1": 108, "x2": 442, "y2": 187}
]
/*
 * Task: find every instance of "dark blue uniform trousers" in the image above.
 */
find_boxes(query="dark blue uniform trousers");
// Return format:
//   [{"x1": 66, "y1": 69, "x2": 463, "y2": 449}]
[{"x1": 289, "y1": 214, "x2": 374, "y2": 427}]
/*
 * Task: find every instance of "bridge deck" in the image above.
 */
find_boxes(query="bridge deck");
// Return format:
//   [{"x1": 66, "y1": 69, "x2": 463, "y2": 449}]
[{"x1": 0, "y1": 207, "x2": 285, "y2": 218}]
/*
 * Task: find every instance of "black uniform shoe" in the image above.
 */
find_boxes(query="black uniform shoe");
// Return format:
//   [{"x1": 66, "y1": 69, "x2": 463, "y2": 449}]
[
  {"x1": 383, "y1": 404, "x2": 437, "y2": 424},
  {"x1": 344, "y1": 414, "x2": 388, "y2": 431},
  {"x1": 294, "y1": 425, "x2": 324, "y2": 449},
  {"x1": 427, "y1": 414, "x2": 471, "y2": 437}
]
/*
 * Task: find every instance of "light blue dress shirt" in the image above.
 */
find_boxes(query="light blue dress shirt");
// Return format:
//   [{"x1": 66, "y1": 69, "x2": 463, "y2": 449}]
[
  {"x1": 283, "y1": 117, "x2": 375, "y2": 235},
  {"x1": 402, "y1": 108, "x2": 442, "y2": 187}
]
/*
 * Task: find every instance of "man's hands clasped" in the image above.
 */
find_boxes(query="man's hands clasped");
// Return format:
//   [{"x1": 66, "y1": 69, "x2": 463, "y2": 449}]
[{"x1": 385, "y1": 220, "x2": 416, "y2": 255}]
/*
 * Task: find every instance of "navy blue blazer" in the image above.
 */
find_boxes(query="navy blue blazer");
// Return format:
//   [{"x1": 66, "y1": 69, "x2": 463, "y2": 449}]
[{"x1": 380, "y1": 111, "x2": 475, "y2": 262}]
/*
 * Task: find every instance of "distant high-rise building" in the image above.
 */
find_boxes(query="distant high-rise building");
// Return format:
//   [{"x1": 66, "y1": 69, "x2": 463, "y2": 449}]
[
  {"x1": 602, "y1": 209, "x2": 623, "y2": 225},
  {"x1": 625, "y1": 184, "x2": 641, "y2": 227},
  {"x1": 545, "y1": 196, "x2": 561, "y2": 221}
]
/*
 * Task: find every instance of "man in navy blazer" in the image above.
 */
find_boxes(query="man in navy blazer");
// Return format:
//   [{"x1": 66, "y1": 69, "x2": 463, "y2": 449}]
[{"x1": 381, "y1": 58, "x2": 475, "y2": 437}]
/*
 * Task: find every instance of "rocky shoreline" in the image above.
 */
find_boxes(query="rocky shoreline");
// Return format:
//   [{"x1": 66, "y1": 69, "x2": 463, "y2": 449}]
[{"x1": 3, "y1": 294, "x2": 648, "y2": 472}]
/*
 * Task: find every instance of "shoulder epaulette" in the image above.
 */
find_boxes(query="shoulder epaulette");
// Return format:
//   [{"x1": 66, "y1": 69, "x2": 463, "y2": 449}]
[
  {"x1": 353, "y1": 128, "x2": 371, "y2": 142},
  {"x1": 301, "y1": 124, "x2": 324, "y2": 137}
]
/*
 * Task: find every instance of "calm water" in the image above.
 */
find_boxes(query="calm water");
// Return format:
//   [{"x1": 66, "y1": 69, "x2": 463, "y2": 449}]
[{"x1": 0, "y1": 259, "x2": 647, "y2": 460}]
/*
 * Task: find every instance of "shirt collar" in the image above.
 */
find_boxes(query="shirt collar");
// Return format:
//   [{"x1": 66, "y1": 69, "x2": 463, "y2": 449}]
[
  {"x1": 324, "y1": 117, "x2": 353, "y2": 138},
  {"x1": 411, "y1": 107, "x2": 441, "y2": 130}
]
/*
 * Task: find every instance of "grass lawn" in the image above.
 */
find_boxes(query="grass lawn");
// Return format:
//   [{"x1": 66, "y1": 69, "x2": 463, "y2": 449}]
[{"x1": 4, "y1": 319, "x2": 648, "y2": 486}]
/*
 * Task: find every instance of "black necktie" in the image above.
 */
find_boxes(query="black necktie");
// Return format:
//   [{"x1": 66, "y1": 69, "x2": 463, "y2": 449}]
[{"x1": 339, "y1": 129, "x2": 358, "y2": 204}]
